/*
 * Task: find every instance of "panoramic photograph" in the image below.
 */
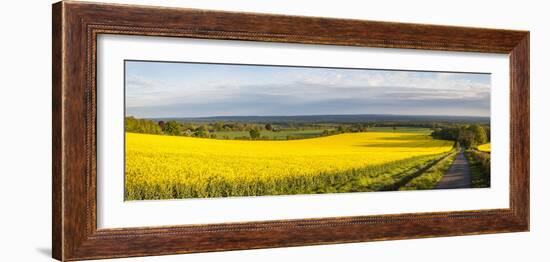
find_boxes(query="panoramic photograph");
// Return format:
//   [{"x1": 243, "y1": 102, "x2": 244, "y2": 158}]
[{"x1": 124, "y1": 60, "x2": 491, "y2": 201}]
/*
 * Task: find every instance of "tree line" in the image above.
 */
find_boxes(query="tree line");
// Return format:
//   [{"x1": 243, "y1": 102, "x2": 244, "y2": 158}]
[
  {"x1": 431, "y1": 124, "x2": 490, "y2": 148},
  {"x1": 126, "y1": 116, "x2": 491, "y2": 144},
  {"x1": 125, "y1": 117, "x2": 377, "y2": 140},
  {"x1": 125, "y1": 117, "x2": 279, "y2": 139}
]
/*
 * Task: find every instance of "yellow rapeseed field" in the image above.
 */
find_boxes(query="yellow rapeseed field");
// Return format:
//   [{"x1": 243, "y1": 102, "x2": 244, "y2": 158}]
[
  {"x1": 477, "y1": 143, "x2": 491, "y2": 152},
  {"x1": 125, "y1": 132, "x2": 454, "y2": 200}
]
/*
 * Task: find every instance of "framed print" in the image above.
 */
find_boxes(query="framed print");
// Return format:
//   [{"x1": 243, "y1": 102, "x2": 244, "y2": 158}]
[{"x1": 52, "y1": 1, "x2": 529, "y2": 261}]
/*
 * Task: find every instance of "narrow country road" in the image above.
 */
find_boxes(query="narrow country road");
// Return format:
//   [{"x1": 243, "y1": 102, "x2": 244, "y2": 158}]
[{"x1": 434, "y1": 149, "x2": 471, "y2": 189}]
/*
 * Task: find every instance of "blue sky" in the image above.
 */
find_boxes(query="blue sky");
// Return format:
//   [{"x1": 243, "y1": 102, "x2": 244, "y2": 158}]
[{"x1": 125, "y1": 60, "x2": 491, "y2": 118}]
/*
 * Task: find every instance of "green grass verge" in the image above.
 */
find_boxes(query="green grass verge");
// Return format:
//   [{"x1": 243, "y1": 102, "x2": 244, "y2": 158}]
[
  {"x1": 127, "y1": 152, "x2": 455, "y2": 199},
  {"x1": 399, "y1": 150, "x2": 458, "y2": 190},
  {"x1": 324, "y1": 151, "x2": 453, "y2": 194},
  {"x1": 465, "y1": 150, "x2": 490, "y2": 188}
]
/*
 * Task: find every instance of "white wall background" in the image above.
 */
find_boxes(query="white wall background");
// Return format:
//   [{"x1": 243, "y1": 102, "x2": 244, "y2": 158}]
[{"x1": 0, "y1": 0, "x2": 546, "y2": 261}]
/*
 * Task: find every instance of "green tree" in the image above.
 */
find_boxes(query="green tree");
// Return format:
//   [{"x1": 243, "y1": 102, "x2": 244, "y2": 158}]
[
  {"x1": 458, "y1": 129, "x2": 476, "y2": 148},
  {"x1": 212, "y1": 122, "x2": 224, "y2": 132},
  {"x1": 249, "y1": 129, "x2": 261, "y2": 140},
  {"x1": 164, "y1": 121, "x2": 181, "y2": 136},
  {"x1": 431, "y1": 124, "x2": 485, "y2": 149},
  {"x1": 483, "y1": 126, "x2": 491, "y2": 142},
  {"x1": 265, "y1": 123, "x2": 273, "y2": 131},
  {"x1": 192, "y1": 125, "x2": 210, "y2": 137},
  {"x1": 468, "y1": 124, "x2": 488, "y2": 145},
  {"x1": 158, "y1": 120, "x2": 165, "y2": 131},
  {"x1": 125, "y1": 116, "x2": 162, "y2": 134}
]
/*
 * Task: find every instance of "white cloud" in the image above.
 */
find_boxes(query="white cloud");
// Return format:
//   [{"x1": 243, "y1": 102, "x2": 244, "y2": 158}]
[{"x1": 125, "y1": 62, "x2": 491, "y2": 118}]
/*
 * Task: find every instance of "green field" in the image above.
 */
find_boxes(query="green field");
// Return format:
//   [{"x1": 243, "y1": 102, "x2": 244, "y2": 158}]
[
  {"x1": 365, "y1": 127, "x2": 431, "y2": 133},
  {"x1": 212, "y1": 129, "x2": 330, "y2": 140},
  {"x1": 211, "y1": 127, "x2": 430, "y2": 140}
]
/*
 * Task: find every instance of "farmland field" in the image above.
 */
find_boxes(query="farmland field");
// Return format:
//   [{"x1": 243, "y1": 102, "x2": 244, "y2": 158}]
[
  {"x1": 123, "y1": 60, "x2": 490, "y2": 199},
  {"x1": 210, "y1": 126, "x2": 428, "y2": 140},
  {"x1": 212, "y1": 129, "x2": 331, "y2": 140},
  {"x1": 362, "y1": 127, "x2": 431, "y2": 133},
  {"x1": 125, "y1": 131, "x2": 454, "y2": 200}
]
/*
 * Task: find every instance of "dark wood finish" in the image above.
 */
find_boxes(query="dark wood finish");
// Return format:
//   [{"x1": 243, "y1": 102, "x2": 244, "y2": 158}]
[
  {"x1": 52, "y1": 3, "x2": 63, "y2": 260},
  {"x1": 509, "y1": 35, "x2": 530, "y2": 226},
  {"x1": 52, "y1": 1, "x2": 530, "y2": 261}
]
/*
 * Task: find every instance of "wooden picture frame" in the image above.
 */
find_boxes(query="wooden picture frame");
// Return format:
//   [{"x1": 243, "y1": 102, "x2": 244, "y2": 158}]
[{"x1": 52, "y1": 1, "x2": 529, "y2": 261}]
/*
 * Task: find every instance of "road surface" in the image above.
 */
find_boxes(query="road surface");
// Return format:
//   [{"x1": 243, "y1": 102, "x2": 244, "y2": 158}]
[{"x1": 434, "y1": 149, "x2": 471, "y2": 189}]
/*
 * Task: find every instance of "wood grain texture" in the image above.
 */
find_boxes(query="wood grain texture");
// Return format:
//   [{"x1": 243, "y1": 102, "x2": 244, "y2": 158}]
[
  {"x1": 52, "y1": 2, "x2": 63, "y2": 260},
  {"x1": 509, "y1": 35, "x2": 530, "y2": 227},
  {"x1": 52, "y1": 1, "x2": 530, "y2": 261}
]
